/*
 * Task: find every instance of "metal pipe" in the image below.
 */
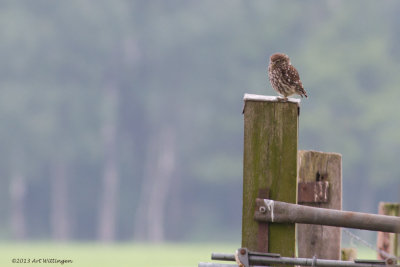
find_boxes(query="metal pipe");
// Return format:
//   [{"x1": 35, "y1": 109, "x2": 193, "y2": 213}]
[
  {"x1": 254, "y1": 198, "x2": 400, "y2": 233},
  {"x1": 211, "y1": 253, "x2": 235, "y2": 261},
  {"x1": 210, "y1": 252, "x2": 398, "y2": 267},
  {"x1": 250, "y1": 255, "x2": 386, "y2": 267}
]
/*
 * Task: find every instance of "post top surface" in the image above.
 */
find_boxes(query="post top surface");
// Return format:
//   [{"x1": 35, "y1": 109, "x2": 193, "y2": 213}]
[
  {"x1": 298, "y1": 150, "x2": 342, "y2": 158},
  {"x1": 243, "y1": 93, "x2": 301, "y2": 104}
]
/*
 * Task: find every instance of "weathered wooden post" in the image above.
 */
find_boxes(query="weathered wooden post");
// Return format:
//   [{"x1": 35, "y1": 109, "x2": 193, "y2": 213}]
[
  {"x1": 297, "y1": 150, "x2": 342, "y2": 259},
  {"x1": 242, "y1": 94, "x2": 298, "y2": 257},
  {"x1": 377, "y1": 202, "x2": 400, "y2": 260}
]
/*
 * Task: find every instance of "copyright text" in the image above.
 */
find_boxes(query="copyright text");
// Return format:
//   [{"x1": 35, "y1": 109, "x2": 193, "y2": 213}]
[{"x1": 12, "y1": 258, "x2": 73, "y2": 264}]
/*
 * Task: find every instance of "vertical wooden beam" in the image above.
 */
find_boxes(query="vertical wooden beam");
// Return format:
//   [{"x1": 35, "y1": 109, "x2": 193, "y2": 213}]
[
  {"x1": 242, "y1": 94, "x2": 298, "y2": 257},
  {"x1": 377, "y1": 202, "x2": 400, "y2": 260},
  {"x1": 297, "y1": 150, "x2": 342, "y2": 260}
]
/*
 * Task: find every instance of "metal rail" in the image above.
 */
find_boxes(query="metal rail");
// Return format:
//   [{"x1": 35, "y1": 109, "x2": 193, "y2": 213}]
[
  {"x1": 198, "y1": 248, "x2": 399, "y2": 267},
  {"x1": 254, "y1": 199, "x2": 400, "y2": 233}
]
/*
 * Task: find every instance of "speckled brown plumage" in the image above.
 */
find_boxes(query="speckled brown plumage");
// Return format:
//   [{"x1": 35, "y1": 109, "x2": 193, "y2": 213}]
[{"x1": 268, "y1": 53, "x2": 307, "y2": 99}]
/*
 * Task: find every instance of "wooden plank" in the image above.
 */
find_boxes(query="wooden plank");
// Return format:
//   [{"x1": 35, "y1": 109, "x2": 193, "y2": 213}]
[
  {"x1": 377, "y1": 202, "x2": 400, "y2": 260},
  {"x1": 297, "y1": 150, "x2": 342, "y2": 260},
  {"x1": 242, "y1": 94, "x2": 298, "y2": 258}
]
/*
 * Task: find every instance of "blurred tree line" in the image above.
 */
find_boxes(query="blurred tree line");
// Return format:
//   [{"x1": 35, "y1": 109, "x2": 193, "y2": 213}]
[{"x1": 0, "y1": 0, "x2": 399, "y2": 242}]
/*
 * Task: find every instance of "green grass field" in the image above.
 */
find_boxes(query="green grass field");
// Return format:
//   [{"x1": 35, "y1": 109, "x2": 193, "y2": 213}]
[
  {"x1": 0, "y1": 243, "x2": 378, "y2": 267},
  {"x1": 0, "y1": 243, "x2": 237, "y2": 267}
]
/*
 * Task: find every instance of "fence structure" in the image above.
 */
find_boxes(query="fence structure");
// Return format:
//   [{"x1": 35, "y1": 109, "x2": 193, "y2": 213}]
[{"x1": 199, "y1": 94, "x2": 400, "y2": 267}]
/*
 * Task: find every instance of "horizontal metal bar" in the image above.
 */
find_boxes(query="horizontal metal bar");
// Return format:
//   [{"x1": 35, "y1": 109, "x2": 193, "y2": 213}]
[
  {"x1": 255, "y1": 198, "x2": 400, "y2": 233},
  {"x1": 211, "y1": 253, "x2": 236, "y2": 261},
  {"x1": 208, "y1": 252, "x2": 398, "y2": 267},
  {"x1": 249, "y1": 255, "x2": 389, "y2": 267}
]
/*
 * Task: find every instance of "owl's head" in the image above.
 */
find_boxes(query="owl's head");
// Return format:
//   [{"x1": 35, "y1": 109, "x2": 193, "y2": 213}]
[{"x1": 270, "y1": 53, "x2": 290, "y2": 66}]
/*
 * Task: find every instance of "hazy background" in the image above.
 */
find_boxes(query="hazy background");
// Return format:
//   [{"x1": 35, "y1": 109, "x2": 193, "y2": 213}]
[{"x1": 1, "y1": 0, "x2": 399, "y2": 244}]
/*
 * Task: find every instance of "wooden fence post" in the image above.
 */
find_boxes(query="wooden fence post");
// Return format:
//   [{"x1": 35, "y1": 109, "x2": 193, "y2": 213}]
[
  {"x1": 377, "y1": 202, "x2": 400, "y2": 260},
  {"x1": 297, "y1": 150, "x2": 342, "y2": 260},
  {"x1": 242, "y1": 94, "x2": 298, "y2": 257}
]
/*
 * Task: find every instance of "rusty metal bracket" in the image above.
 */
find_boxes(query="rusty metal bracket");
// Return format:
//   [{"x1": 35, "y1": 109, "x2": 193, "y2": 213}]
[
  {"x1": 298, "y1": 181, "x2": 329, "y2": 203},
  {"x1": 235, "y1": 248, "x2": 250, "y2": 267},
  {"x1": 235, "y1": 248, "x2": 280, "y2": 267}
]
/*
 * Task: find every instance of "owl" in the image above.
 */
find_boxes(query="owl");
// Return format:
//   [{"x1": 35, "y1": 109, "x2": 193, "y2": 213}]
[{"x1": 268, "y1": 53, "x2": 308, "y2": 100}]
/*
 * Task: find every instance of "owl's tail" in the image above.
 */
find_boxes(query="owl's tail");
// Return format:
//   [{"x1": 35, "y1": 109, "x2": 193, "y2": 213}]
[{"x1": 299, "y1": 87, "x2": 308, "y2": 98}]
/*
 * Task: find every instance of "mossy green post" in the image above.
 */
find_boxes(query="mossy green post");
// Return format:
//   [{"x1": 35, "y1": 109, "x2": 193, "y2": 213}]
[
  {"x1": 242, "y1": 94, "x2": 298, "y2": 258},
  {"x1": 377, "y1": 202, "x2": 400, "y2": 260}
]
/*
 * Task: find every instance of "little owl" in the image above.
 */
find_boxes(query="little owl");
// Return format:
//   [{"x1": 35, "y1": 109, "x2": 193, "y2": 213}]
[{"x1": 268, "y1": 53, "x2": 307, "y2": 100}]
